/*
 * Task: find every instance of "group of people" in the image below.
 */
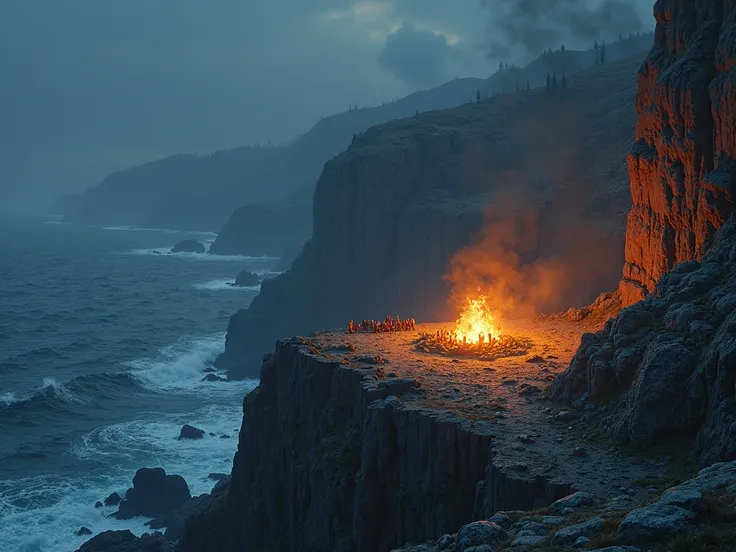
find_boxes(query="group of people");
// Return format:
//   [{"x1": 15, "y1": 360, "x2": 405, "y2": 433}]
[
  {"x1": 431, "y1": 329, "x2": 498, "y2": 347},
  {"x1": 347, "y1": 316, "x2": 416, "y2": 334}
]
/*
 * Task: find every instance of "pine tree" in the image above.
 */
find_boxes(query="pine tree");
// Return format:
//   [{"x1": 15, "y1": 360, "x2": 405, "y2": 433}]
[
  {"x1": 415, "y1": 110, "x2": 419, "y2": 116},
  {"x1": 600, "y1": 41, "x2": 607, "y2": 64},
  {"x1": 505, "y1": 62, "x2": 509, "y2": 69},
  {"x1": 476, "y1": 89, "x2": 481, "y2": 103},
  {"x1": 561, "y1": 72, "x2": 567, "y2": 89},
  {"x1": 552, "y1": 73, "x2": 558, "y2": 90},
  {"x1": 561, "y1": 44, "x2": 566, "y2": 52},
  {"x1": 526, "y1": 80, "x2": 531, "y2": 91},
  {"x1": 545, "y1": 73, "x2": 551, "y2": 93},
  {"x1": 499, "y1": 61, "x2": 504, "y2": 72}
]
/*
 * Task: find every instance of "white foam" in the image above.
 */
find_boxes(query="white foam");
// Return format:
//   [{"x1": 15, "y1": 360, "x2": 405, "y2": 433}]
[
  {"x1": 192, "y1": 279, "x2": 261, "y2": 292},
  {"x1": 124, "y1": 248, "x2": 276, "y2": 263},
  {"x1": 0, "y1": 392, "x2": 17, "y2": 406},
  {"x1": 42, "y1": 221, "x2": 72, "y2": 226},
  {"x1": 127, "y1": 334, "x2": 229, "y2": 392},
  {"x1": 101, "y1": 226, "x2": 216, "y2": 237}
]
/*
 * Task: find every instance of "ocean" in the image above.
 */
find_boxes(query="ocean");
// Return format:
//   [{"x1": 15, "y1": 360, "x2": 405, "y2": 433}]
[{"x1": 0, "y1": 217, "x2": 272, "y2": 552}]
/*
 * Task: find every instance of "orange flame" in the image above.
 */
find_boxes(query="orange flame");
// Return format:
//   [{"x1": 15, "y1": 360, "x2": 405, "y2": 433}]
[{"x1": 454, "y1": 294, "x2": 502, "y2": 344}]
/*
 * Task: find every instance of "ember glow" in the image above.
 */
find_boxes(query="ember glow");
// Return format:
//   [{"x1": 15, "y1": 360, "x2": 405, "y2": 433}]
[{"x1": 453, "y1": 295, "x2": 502, "y2": 344}]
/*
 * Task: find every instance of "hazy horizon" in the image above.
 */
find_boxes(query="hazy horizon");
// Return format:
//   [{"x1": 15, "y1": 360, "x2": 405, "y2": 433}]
[{"x1": 1, "y1": 0, "x2": 652, "y2": 213}]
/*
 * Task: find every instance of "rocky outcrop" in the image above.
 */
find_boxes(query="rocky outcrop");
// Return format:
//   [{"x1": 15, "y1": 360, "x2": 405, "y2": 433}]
[
  {"x1": 114, "y1": 468, "x2": 191, "y2": 520},
  {"x1": 180, "y1": 339, "x2": 575, "y2": 552},
  {"x1": 216, "y1": 55, "x2": 647, "y2": 379},
  {"x1": 619, "y1": 0, "x2": 736, "y2": 305},
  {"x1": 75, "y1": 530, "x2": 174, "y2": 552},
  {"x1": 551, "y1": 215, "x2": 736, "y2": 464},
  {"x1": 171, "y1": 240, "x2": 205, "y2": 254},
  {"x1": 552, "y1": 0, "x2": 736, "y2": 466},
  {"x1": 209, "y1": 198, "x2": 312, "y2": 257},
  {"x1": 232, "y1": 270, "x2": 260, "y2": 287}
]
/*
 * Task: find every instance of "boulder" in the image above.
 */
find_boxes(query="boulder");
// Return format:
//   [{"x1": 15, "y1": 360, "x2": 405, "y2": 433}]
[
  {"x1": 456, "y1": 521, "x2": 507, "y2": 552},
  {"x1": 207, "y1": 473, "x2": 228, "y2": 481},
  {"x1": 232, "y1": 270, "x2": 260, "y2": 287},
  {"x1": 201, "y1": 374, "x2": 227, "y2": 382},
  {"x1": 617, "y1": 504, "x2": 696, "y2": 543},
  {"x1": 114, "y1": 468, "x2": 191, "y2": 520},
  {"x1": 103, "y1": 492, "x2": 121, "y2": 507},
  {"x1": 178, "y1": 424, "x2": 205, "y2": 440},
  {"x1": 75, "y1": 527, "x2": 93, "y2": 536},
  {"x1": 171, "y1": 240, "x2": 205, "y2": 254},
  {"x1": 550, "y1": 492, "x2": 595, "y2": 512},
  {"x1": 551, "y1": 517, "x2": 604, "y2": 545}
]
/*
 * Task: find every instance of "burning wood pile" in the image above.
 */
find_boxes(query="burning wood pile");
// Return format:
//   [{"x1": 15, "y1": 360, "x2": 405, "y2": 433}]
[
  {"x1": 347, "y1": 316, "x2": 416, "y2": 334},
  {"x1": 414, "y1": 294, "x2": 531, "y2": 359},
  {"x1": 413, "y1": 329, "x2": 531, "y2": 359}
]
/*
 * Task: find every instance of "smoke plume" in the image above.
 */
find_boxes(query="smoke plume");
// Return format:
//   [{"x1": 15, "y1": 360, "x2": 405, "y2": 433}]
[{"x1": 481, "y1": 0, "x2": 645, "y2": 59}]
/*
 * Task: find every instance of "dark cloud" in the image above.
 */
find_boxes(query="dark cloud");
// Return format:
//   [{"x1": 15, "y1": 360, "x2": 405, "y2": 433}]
[
  {"x1": 378, "y1": 23, "x2": 453, "y2": 88},
  {"x1": 481, "y1": 0, "x2": 646, "y2": 59}
]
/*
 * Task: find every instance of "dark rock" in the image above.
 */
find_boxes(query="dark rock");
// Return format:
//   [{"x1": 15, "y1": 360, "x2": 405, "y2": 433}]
[
  {"x1": 201, "y1": 374, "x2": 227, "y2": 382},
  {"x1": 104, "y1": 492, "x2": 122, "y2": 507},
  {"x1": 525, "y1": 355, "x2": 545, "y2": 364},
  {"x1": 518, "y1": 434, "x2": 536, "y2": 444},
  {"x1": 207, "y1": 473, "x2": 228, "y2": 481},
  {"x1": 571, "y1": 447, "x2": 587, "y2": 458},
  {"x1": 178, "y1": 424, "x2": 205, "y2": 440},
  {"x1": 203, "y1": 367, "x2": 216, "y2": 373},
  {"x1": 219, "y1": 434, "x2": 231, "y2": 439},
  {"x1": 518, "y1": 384, "x2": 540, "y2": 396},
  {"x1": 114, "y1": 468, "x2": 191, "y2": 520},
  {"x1": 617, "y1": 504, "x2": 697, "y2": 543},
  {"x1": 95, "y1": 501, "x2": 103, "y2": 508},
  {"x1": 551, "y1": 492, "x2": 595, "y2": 512},
  {"x1": 75, "y1": 527, "x2": 93, "y2": 536},
  {"x1": 75, "y1": 530, "x2": 174, "y2": 552},
  {"x1": 171, "y1": 240, "x2": 205, "y2": 254},
  {"x1": 456, "y1": 521, "x2": 507, "y2": 551},
  {"x1": 232, "y1": 270, "x2": 260, "y2": 288},
  {"x1": 552, "y1": 517, "x2": 604, "y2": 545}
]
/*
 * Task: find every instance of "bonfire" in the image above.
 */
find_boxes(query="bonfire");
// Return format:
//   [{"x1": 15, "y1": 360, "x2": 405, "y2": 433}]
[{"x1": 414, "y1": 295, "x2": 531, "y2": 359}]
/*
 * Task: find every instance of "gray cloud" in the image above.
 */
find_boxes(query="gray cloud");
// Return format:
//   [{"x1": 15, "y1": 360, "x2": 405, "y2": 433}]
[
  {"x1": 378, "y1": 23, "x2": 454, "y2": 87},
  {"x1": 481, "y1": 0, "x2": 648, "y2": 59}
]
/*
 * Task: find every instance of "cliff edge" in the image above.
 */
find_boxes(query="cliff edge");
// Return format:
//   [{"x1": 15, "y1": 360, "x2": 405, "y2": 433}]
[{"x1": 217, "y1": 56, "x2": 645, "y2": 379}]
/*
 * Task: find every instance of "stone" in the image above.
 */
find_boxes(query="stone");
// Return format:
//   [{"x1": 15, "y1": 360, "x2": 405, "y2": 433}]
[
  {"x1": 571, "y1": 447, "x2": 587, "y2": 457},
  {"x1": 219, "y1": 434, "x2": 231, "y2": 439},
  {"x1": 103, "y1": 492, "x2": 122, "y2": 507},
  {"x1": 75, "y1": 527, "x2": 93, "y2": 536},
  {"x1": 538, "y1": 516, "x2": 565, "y2": 526},
  {"x1": 207, "y1": 473, "x2": 228, "y2": 481},
  {"x1": 465, "y1": 546, "x2": 493, "y2": 552},
  {"x1": 573, "y1": 536, "x2": 591, "y2": 548},
  {"x1": 114, "y1": 468, "x2": 191, "y2": 520},
  {"x1": 518, "y1": 384, "x2": 540, "y2": 396},
  {"x1": 75, "y1": 530, "x2": 174, "y2": 552},
  {"x1": 456, "y1": 521, "x2": 508, "y2": 552},
  {"x1": 617, "y1": 504, "x2": 697, "y2": 543},
  {"x1": 201, "y1": 374, "x2": 227, "y2": 382},
  {"x1": 508, "y1": 534, "x2": 546, "y2": 548},
  {"x1": 518, "y1": 434, "x2": 535, "y2": 444},
  {"x1": 487, "y1": 512, "x2": 511, "y2": 527},
  {"x1": 94, "y1": 501, "x2": 103, "y2": 509},
  {"x1": 551, "y1": 517, "x2": 604, "y2": 545},
  {"x1": 436, "y1": 534, "x2": 455, "y2": 549},
  {"x1": 178, "y1": 424, "x2": 205, "y2": 440},
  {"x1": 589, "y1": 548, "x2": 641, "y2": 552},
  {"x1": 171, "y1": 240, "x2": 205, "y2": 254},
  {"x1": 232, "y1": 270, "x2": 260, "y2": 287},
  {"x1": 551, "y1": 492, "x2": 595, "y2": 512}
]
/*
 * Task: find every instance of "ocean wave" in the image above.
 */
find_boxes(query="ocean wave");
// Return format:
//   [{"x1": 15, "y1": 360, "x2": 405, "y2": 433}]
[
  {"x1": 1, "y1": 392, "x2": 18, "y2": 406},
  {"x1": 191, "y1": 279, "x2": 261, "y2": 292},
  {"x1": 42, "y1": 220, "x2": 72, "y2": 226},
  {"x1": 126, "y1": 334, "x2": 229, "y2": 392},
  {"x1": 124, "y1": 247, "x2": 278, "y2": 262}
]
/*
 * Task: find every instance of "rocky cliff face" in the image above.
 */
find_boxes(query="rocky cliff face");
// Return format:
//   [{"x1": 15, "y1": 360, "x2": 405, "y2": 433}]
[
  {"x1": 619, "y1": 0, "x2": 736, "y2": 306},
  {"x1": 183, "y1": 340, "x2": 494, "y2": 552},
  {"x1": 553, "y1": 0, "x2": 736, "y2": 468},
  {"x1": 217, "y1": 56, "x2": 645, "y2": 379}
]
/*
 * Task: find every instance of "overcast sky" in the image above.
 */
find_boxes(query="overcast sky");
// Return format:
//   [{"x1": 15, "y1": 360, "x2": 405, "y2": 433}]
[{"x1": 0, "y1": 0, "x2": 653, "y2": 212}]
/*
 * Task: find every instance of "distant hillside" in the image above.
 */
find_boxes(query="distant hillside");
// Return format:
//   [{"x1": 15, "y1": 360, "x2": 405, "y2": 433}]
[{"x1": 62, "y1": 33, "x2": 653, "y2": 233}]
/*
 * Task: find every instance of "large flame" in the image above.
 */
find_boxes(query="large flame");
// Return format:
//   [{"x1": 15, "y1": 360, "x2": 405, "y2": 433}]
[{"x1": 454, "y1": 294, "x2": 502, "y2": 344}]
